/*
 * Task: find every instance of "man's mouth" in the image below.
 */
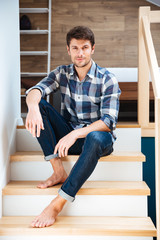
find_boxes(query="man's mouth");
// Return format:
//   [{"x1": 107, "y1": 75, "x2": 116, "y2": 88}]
[{"x1": 76, "y1": 58, "x2": 84, "y2": 61}]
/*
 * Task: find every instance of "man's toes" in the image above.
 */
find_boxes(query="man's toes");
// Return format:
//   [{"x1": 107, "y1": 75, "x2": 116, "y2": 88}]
[
  {"x1": 42, "y1": 222, "x2": 47, "y2": 228},
  {"x1": 37, "y1": 181, "x2": 50, "y2": 189},
  {"x1": 31, "y1": 218, "x2": 38, "y2": 227},
  {"x1": 38, "y1": 184, "x2": 45, "y2": 189},
  {"x1": 35, "y1": 221, "x2": 41, "y2": 228},
  {"x1": 37, "y1": 182, "x2": 43, "y2": 188},
  {"x1": 46, "y1": 221, "x2": 52, "y2": 227},
  {"x1": 39, "y1": 222, "x2": 44, "y2": 228}
]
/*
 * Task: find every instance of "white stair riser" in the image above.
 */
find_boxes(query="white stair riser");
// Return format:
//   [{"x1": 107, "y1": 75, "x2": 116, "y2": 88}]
[
  {"x1": 3, "y1": 195, "x2": 148, "y2": 217},
  {"x1": 16, "y1": 128, "x2": 141, "y2": 152},
  {"x1": 16, "y1": 129, "x2": 41, "y2": 151},
  {"x1": 11, "y1": 161, "x2": 142, "y2": 181},
  {"x1": 114, "y1": 128, "x2": 141, "y2": 152},
  {"x1": 0, "y1": 236, "x2": 153, "y2": 240}
]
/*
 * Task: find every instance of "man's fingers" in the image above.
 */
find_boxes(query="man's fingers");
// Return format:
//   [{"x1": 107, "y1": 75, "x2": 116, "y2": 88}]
[
  {"x1": 28, "y1": 121, "x2": 32, "y2": 133},
  {"x1": 25, "y1": 119, "x2": 29, "y2": 130},
  {"x1": 64, "y1": 147, "x2": 68, "y2": 157},
  {"x1": 54, "y1": 143, "x2": 58, "y2": 155},
  {"x1": 57, "y1": 142, "x2": 65, "y2": 157},
  {"x1": 58, "y1": 143, "x2": 65, "y2": 157},
  {"x1": 36, "y1": 120, "x2": 44, "y2": 137},
  {"x1": 62, "y1": 147, "x2": 66, "y2": 157},
  {"x1": 25, "y1": 115, "x2": 44, "y2": 138},
  {"x1": 62, "y1": 148, "x2": 66, "y2": 157},
  {"x1": 31, "y1": 122, "x2": 36, "y2": 137},
  {"x1": 36, "y1": 123, "x2": 41, "y2": 138},
  {"x1": 41, "y1": 121, "x2": 44, "y2": 130}
]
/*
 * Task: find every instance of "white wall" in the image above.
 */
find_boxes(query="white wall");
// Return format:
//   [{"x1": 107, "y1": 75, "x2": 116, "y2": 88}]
[{"x1": 0, "y1": 0, "x2": 21, "y2": 217}]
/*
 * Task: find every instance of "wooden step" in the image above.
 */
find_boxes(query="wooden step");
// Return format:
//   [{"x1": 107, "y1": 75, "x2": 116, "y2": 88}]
[
  {"x1": 17, "y1": 122, "x2": 141, "y2": 129},
  {"x1": 2, "y1": 181, "x2": 150, "y2": 196},
  {"x1": 10, "y1": 151, "x2": 145, "y2": 162},
  {"x1": 0, "y1": 216, "x2": 156, "y2": 237}
]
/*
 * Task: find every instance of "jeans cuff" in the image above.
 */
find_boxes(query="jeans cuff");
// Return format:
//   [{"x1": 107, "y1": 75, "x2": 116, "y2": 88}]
[
  {"x1": 58, "y1": 188, "x2": 75, "y2": 202},
  {"x1": 44, "y1": 153, "x2": 59, "y2": 161}
]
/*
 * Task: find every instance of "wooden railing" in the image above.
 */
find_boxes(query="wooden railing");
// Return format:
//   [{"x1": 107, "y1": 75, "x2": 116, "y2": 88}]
[{"x1": 138, "y1": 6, "x2": 160, "y2": 239}]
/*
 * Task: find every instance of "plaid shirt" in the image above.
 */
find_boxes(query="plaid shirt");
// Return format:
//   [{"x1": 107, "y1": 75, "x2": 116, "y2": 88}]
[{"x1": 26, "y1": 60, "x2": 121, "y2": 134}]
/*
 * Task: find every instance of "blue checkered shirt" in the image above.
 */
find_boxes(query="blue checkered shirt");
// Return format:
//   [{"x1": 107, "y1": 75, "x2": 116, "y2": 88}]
[{"x1": 26, "y1": 60, "x2": 121, "y2": 135}]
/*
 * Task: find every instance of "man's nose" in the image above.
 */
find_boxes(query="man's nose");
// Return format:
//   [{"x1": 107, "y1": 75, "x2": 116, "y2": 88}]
[{"x1": 77, "y1": 48, "x2": 83, "y2": 56}]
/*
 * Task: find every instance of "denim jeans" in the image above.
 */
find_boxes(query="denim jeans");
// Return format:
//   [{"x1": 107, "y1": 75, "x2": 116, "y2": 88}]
[{"x1": 37, "y1": 99, "x2": 113, "y2": 202}]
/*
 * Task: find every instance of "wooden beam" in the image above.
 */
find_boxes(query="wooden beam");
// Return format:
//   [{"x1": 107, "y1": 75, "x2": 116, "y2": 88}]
[
  {"x1": 138, "y1": 7, "x2": 150, "y2": 127},
  {"x1": 142, "y1": 16, "x2": 160, "y2": 99},
  {"x1": 155, "y1": 98, "x2": 160, "y2": 240},
  {"x1": 150, "y1": 10, "x2": 160, "y2": 23}
]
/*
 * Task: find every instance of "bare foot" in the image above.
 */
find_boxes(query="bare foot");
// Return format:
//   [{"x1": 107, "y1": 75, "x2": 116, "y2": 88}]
[
  {"x1": 37, "y1": 157, "x2": 68, "y2": 189},
  {"x1": 31, "y1": 195, "x2": 67, "y2": 228},
  {"x1": 37, "y1": 171, "x2": 68, "y2": 189}
]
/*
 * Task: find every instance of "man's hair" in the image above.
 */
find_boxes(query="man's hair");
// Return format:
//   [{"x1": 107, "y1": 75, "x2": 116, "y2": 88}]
[{"x1": 66, "y1": 26, "x2": 95, "y2": 47}]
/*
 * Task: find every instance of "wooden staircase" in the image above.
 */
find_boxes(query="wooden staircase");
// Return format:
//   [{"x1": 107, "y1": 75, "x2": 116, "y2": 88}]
[{"x1": 0, "y1": 124, "x2": 157, "y2": 239}]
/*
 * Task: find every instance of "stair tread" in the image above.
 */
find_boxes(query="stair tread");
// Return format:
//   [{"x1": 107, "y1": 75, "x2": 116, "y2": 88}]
[
  {"x1": 2, "y1": 181, "x2": 150, "y2": 196},
  {"x1": 0, "y1": 216, "x2": 156, "y2": 236},
  {"x1": 17, "y1": 122, "x2": 141, "y2": 129},
  {"x1": 10, "y1": 151, "x2": 145, "y2": 162}
]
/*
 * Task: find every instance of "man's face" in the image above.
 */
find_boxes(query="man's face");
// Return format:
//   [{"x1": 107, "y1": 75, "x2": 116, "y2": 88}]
[{"x1": 67, "y1": 38, "x2": 95, "y2": 68}]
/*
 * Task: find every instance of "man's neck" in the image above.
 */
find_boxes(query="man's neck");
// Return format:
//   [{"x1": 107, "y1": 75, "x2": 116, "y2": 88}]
[{"x1": 74, "y1": 60, "x2": 92, "y2": 81}]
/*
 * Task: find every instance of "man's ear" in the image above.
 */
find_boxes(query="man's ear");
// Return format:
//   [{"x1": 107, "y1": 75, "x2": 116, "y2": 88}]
[
  {"x1": 91, "y1": 44, "x2": 95, "y2": 55},
  {"x1": 67, "y1": 45, "x2": 71, "y2": 55}
]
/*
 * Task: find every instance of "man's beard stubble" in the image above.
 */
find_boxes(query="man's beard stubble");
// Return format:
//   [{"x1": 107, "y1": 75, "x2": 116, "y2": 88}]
[{"x1": 73, "y1": 59, "x2": 91, "y2": 68}]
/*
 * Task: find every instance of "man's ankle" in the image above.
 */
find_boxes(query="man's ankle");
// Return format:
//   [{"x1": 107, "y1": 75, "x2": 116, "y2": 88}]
[
  {"x1": 50, "y1": 158, "x2": 62, "y2": 168},
  {"x1": 50, "y1": 195, "x2": 67, "y2": 211}
]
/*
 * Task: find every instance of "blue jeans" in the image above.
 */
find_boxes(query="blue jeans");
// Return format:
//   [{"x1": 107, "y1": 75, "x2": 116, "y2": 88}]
[{"x1": 37, "y1": 99, "x2": 113, "y2": 202}]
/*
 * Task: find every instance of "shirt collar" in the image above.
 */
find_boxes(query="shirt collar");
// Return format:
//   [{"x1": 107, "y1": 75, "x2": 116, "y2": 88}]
[
  {"x1": 69, "y1": 60, "x2": 96, "y2": 80},
  {"x1": 86, "y1": 60, "x2": 96, "y2": 79},
  {"x1": 69, "y1": 64, "x2": 74, "y2": 76}
]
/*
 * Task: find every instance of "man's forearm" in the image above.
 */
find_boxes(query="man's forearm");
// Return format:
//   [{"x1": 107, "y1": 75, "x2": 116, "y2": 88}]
[
  {"x1": 26, "y1": 89, "x2": 42, "y2": 110},
  {"x1": 25, "y1": 89, "x2": 44, "y2": 137},
  {"x1": 54, "y1": 119, "x2": 111, "y2": 157},
  {"x1": 74, "y1": 120, "x2": 111, "y2": 139}
]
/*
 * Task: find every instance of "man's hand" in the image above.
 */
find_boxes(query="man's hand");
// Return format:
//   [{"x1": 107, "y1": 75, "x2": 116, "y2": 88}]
[
  {"x1": 54, "y1": 130, "x2": 78, "y2": 157},
  {"x1": 53, "y1": 119, "x2": 110, "y2": 158},
  {"x1": 25, "y1": 106, "x2": 44, "y2": 138},
  {"x1": 25, "y1": 89, "x2": 44, "y2": 138}
]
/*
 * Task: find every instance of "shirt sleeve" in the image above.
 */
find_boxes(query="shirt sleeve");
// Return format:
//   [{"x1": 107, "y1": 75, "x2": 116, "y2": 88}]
[
  {"x1": 25, "y1": 67, "x2": 61, "y2": 98},
  {"x1": 100, "y1": 73, "x2": 121, "y2": 131}
]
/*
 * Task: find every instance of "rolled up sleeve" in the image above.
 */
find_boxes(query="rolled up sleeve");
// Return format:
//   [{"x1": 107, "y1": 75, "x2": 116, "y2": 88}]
[
  {"x1": 100, "y1": 73, "x2": 121, "y2": 131},
  {"x1": 25, "y1": 67, "x2": 60, "y2": 97}
]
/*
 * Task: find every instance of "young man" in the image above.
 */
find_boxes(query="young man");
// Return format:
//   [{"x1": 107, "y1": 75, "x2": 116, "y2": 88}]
[{"x1": 25, "y1": 26, "x2": 121, "y2": 228}]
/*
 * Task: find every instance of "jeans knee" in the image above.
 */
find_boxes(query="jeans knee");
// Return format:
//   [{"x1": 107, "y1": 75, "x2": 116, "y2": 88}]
[
  {"x1": 86, "y1": 131, "x2": 104, "y2": 148},
  {"x1": 85, "y1": 131, "x2": 112, "y2": 152}
]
